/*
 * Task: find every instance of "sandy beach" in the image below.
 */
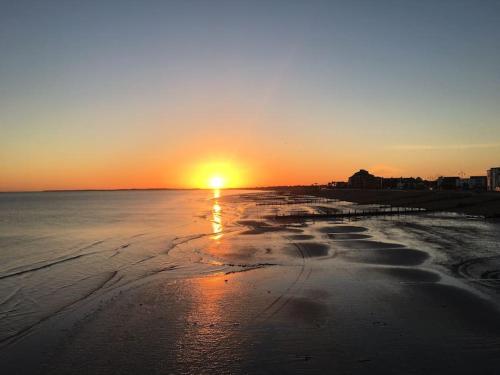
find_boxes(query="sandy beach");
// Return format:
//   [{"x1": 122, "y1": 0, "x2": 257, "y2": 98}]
[{"x1": 1, "y1": 190, "x2": 500, "y2": 374}]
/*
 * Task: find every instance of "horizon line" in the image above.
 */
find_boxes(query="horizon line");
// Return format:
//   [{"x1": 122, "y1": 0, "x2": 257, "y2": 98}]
[{"x1": 0, "y1": 185, "x2": 310, "y2": 194}]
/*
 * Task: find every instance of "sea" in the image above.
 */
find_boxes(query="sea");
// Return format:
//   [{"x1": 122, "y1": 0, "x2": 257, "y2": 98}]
[
  {"x1": 1, "y1": 189, "x2": 500, "y2": 349},
  {"x1": 0, "y1": 189, "x2": 256, "y2": 345}
]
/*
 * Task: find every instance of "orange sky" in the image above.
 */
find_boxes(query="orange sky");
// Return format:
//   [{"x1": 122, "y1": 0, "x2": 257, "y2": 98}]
[
  {"x1": 1, "y1": 110, "x2": 499, "y2": 191},
  {"x1": 2, "y1": 127, "x2": 498, "y2": 191}
]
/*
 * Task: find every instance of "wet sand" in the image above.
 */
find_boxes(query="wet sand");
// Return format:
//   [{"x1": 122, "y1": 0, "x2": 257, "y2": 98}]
[
  {"x1": 39, "y1": 253, "x2": 500, "y2": 374},
  {"x1": 2, "y1": 192, "x2": 500, "y2": 374}
]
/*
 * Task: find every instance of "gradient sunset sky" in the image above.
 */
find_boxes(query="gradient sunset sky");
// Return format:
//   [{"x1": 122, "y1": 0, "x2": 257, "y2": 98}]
[{"x1": 1, "y1": 0, "x2": 500, "y2": 191}]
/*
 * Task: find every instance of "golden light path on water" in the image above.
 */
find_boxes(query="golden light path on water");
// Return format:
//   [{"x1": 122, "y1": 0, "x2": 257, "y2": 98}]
[{"x1": 211, "y1": 189, "x2": 223, "y2": 240}]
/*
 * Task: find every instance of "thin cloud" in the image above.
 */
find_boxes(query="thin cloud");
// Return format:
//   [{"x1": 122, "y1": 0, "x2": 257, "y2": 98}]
[{"x1": 389, "y1": 143, "x2": 500, "y2": 151}]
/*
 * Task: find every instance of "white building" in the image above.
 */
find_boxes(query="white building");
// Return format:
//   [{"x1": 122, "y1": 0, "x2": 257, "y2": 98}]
[{"x1": 487, "y1": 167, "x2": 500, "y2": 191}]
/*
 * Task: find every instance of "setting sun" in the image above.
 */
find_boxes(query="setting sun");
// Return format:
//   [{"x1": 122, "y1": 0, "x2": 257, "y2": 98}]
[
  {"x1": 184, "y1": 160, "x2": 248, "y2": 189},
  {"x1": 209, "y1": 176, "x2": 225, "y2": 189}
]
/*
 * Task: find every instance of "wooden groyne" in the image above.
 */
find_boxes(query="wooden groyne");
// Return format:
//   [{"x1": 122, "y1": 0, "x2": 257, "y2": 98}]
[
  {"x1": 274, "y1": 206, "x2": 426, "y2": 220},
  {"x1": 256, "y1": 197, "x2": 337, "y2": 206}
]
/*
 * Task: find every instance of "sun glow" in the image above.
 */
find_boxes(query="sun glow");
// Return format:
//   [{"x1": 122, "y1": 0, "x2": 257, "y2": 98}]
[
  {"x1": 186, "y1": 160, "x2": 247, "y2": 189},
  {"x1": 209, "y1": 175, "x2": 225, "y2": 189}
]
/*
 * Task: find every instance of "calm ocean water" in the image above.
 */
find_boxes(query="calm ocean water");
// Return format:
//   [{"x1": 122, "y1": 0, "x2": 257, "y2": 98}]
[{"x1": 0, "y1": 189, "x2": 253, "y2": 344}]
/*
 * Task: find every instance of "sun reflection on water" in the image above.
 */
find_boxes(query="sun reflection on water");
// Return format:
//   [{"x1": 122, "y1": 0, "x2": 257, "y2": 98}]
[{"x1": 212, "y1": 189, "x2": 223, "y2": 240}]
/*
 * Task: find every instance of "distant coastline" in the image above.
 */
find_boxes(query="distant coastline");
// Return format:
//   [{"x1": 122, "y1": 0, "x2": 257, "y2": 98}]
[
  {"x1": 42, "y1": 188, "x2": 202, "y2": 193},
  {"x1": 0, "y1": 187, "x2": 272, "y2": 194},
  {"x1": 0, "y1": 188, "x2": 198, "y2": 194}
]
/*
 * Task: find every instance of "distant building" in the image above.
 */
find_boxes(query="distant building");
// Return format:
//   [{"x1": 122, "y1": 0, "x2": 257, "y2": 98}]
[
  {"x1": 348, "y1": 169, "x2": 382, "y2": 189},
  {"x1": 327, "y1": 181, "x2": 348, "y2": 188},
  {"x1": 381, "y1": 177, "x2": 427, "y2": 190},
  {"x1": 380, "y1": 177, "x2": 400, "y2": 189},
  {"x1": 487, "y1": 168, "x2": 500, "y2": 191},
  {"x1": 469, "y1": 176, "x2": 487, "y2": 191},
  {"x1": 437, "y1": 176, "x2": 460, "y2": 190},
  {"x1": 459, "y1": 178, "x2": 470, "y2": 190},
  {"x1": 335, "y1": 170, "x2": 433, "y2": 190},
  {"x1": 331, "y1": 169, "x2": 493, "y2": 191}
]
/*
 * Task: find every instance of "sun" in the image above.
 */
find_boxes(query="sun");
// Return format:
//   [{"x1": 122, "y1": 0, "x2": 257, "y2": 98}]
[
  {"x1": 186, "y1": 160, "x2": 247, "y2": 189},
  {"x1": 209, "y1": 175, "x2": 225, "y2": 189}
]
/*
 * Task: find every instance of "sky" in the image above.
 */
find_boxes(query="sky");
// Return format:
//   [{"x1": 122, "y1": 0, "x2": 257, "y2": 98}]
[{"x1": 1, "y1": 0, "x2": 500, "y2": 190}]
